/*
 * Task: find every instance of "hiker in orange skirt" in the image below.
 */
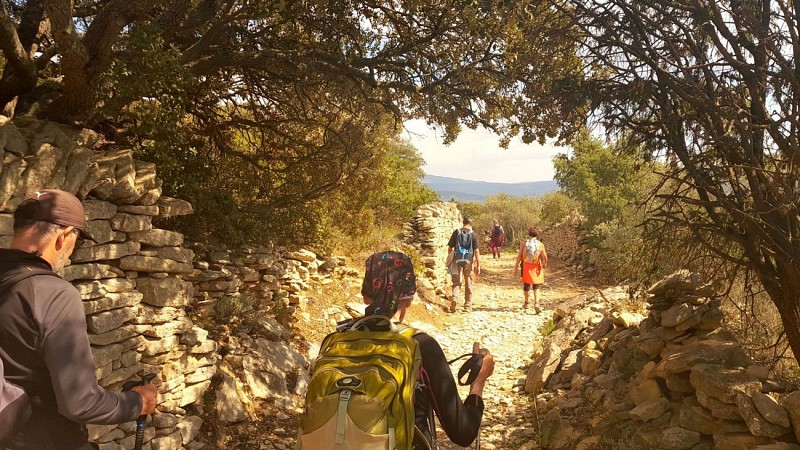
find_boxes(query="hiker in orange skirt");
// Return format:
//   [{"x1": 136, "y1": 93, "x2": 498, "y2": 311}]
[{"x1": 514, "y1": 227, "x2": 548, "y2": 313}]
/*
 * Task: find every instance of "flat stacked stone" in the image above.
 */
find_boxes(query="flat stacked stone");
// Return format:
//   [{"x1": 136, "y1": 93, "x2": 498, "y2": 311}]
[
  {"x1": 403, "y1": 201, "x2": 461, "y2": 296},
  {"x1": 526, "y1": 270, "x2": 800, "y2": 449},
  {"x1": 0, "y1": 116, "x2": 211, "y2": 449}
]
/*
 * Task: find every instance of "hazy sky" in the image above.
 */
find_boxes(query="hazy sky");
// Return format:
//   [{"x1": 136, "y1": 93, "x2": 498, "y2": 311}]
[{"x1": 402, "y1": 119, "x2": 570, "y2": 183}]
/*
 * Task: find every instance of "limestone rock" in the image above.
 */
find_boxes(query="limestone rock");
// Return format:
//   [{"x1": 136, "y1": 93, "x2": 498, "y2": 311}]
[
  {"x1": 659, "y1": 427, "x2": 700, "y2": 450},
  {"x1": 157, "y1": 196, "x2": 194, "y2": 217},
  {"x1": 110, "y1": 212, "x2": 152, "y2": 232},
  {"x1": 656, "y1": 341, "x2": 752, "y2": 375},
  {"x1": 137, "y1": 277, "x2": 194, "y2": 307},
  {"x1": 525, "y1": 342, "x2": 562, "y2": 393},
  {"x1": 216, "y1": 371, "x2": 247, "y2": 424},
  {"x1": 630, "y1": 379, "x2": 664, "y2": 406},
  {"x1": 690, "y1": 364, "x2": 762, "y2": 404},
  {"x1": 71, "y1": 241, "x2": 140, "y2": 264},
  {"x1": 119, "y1": 255, "x2": 192, "y2": 274},
  {"x1": 629, "y1": 398, "x2": 670, "y2": 422},
  {"x1": 781, "y1": 391, "x2": 800, "y2": 441},
  {"x1": 539, "y1": 408, "x2": 576, "y2": 449},
  {"x1": 83, "y1": 199, "x2": 118, "y2": 221},
  {"x1": 127, "y1": 228, "x2": 184, "y2": 247},
  {"x1": 735, "y1": 393, "x2": 790, "y2": 438},
  {"x1": 752, "y1": 393, "x2": 791, "y2": 429}
]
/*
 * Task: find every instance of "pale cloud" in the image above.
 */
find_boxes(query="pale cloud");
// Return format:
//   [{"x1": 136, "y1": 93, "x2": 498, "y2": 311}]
[{"x1": 402, "y1": 119, "x2": 570, "y2": 183}]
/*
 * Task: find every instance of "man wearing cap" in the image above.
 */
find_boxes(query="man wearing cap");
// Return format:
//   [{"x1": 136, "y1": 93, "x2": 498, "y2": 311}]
[{"x1": 0, "y1": 190, "x2": 157, "y2": 450}]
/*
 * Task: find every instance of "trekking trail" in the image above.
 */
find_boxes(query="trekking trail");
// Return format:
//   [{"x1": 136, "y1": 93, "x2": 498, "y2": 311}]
[{"x1": 407, "y1": 254, "x2": 592, "y2": 449}]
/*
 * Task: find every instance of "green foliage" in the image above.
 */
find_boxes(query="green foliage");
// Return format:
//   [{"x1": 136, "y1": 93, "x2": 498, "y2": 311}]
[
  {"x1": 213, "y1": 294, "x2": 258, "y2": 324},
  {"x1": 1, "y1": 1, "x2": 586, "y2": 250},
  {"x1": 368, "y1": 140, "x2": 440, "y2": 225},
  {"x1": 538, "y1": 320, "x2": 556, "y2": 337},
  {"x1": 460, "y1": 193, "x2": 543, "y2": 246},
  {"x1": 552, "y1": 130, "x2": 682, "y2": 283},
  {"x1": 554, "y1": 130, "x2": 643, "y2": 227},
  {"x1": 538, "y1": 192, "x2": 579, "y2": 227},
  {"x1": 310, "y1": 137, "x2": 436, "y2": 253}
]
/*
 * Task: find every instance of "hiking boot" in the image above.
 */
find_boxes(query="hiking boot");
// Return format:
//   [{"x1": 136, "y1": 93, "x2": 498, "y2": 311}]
[
  {"x1": 534, "y1": 304, "x2": 542, "y2": 314},
  {"x1": 449, "y1": 299, "x2": 457, "y2": 313},
  {"x1": 523, "y1": 301, "x2": 529, "y2": 310},
  {"x1": 464, "y1": 302, "x2": 473, "y2": 312}
]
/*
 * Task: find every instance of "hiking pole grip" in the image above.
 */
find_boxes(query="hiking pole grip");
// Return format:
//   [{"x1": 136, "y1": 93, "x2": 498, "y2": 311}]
[{"x1": 123, "y1": 374, "x2": 156, "y2": 450}]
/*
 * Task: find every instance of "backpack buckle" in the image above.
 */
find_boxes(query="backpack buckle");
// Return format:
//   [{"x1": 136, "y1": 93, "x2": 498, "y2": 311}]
[{"x1": 336, "y1": 377, "x2": 362, "y2": 389}]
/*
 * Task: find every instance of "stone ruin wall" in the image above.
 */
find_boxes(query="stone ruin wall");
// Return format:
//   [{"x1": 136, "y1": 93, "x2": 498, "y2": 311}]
[
  {"x1": 526, "y1": 270, "x2": 800, "y2": 449},
  {"x1": 0, "y1": 116, "x2": 329, "y2": 450},
  {"x1": 542, "y1": 211, "x2": 592, "y2": 270},
  {"x1": 403, "y1": 201, "x2": 462, "y2": 297}
]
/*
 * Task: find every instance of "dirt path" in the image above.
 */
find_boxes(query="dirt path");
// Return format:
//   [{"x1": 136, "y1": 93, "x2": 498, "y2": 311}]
[
  {"x1": 401, "y1": 254, "x2": 594, "y2": 449},
  {"x1": 287, "y1": 252, "x2": 595, "y2": 450}
]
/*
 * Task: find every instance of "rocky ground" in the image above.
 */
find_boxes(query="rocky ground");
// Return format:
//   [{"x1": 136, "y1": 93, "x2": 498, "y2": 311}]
[
  {"x1": 294, "y1": 252, "x2": 594, "y2": 450},
  {"x1": 210, "y1": 252, "x2": 597, "y2": 450},
  {"x1": 417, "y1": 254, "x2": 594, "y2": 449}
]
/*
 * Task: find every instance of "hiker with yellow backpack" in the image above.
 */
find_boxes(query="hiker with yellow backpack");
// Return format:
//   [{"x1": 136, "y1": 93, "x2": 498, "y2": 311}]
[{"x1": 297, "y1": 251, "x2": 495, "y2": 449}]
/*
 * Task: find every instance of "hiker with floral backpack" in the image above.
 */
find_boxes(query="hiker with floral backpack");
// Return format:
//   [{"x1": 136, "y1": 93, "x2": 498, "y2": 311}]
[
  {"x1": 514, "y1": 226, "x2": 549, "y2": 313},
  {"x1": 297, "y1": 251, "x2": 494, "y2": 450}
]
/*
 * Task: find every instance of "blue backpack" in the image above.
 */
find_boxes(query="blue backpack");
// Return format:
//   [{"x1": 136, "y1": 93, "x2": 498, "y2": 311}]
[{"x1": 454, "y1": 229, "x2": 474, "y2": 267}]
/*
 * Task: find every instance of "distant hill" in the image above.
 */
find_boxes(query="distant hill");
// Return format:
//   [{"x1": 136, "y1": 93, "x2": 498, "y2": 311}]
[{"x1": 423, "y1": 174, "x2": 558, "y2": 202}]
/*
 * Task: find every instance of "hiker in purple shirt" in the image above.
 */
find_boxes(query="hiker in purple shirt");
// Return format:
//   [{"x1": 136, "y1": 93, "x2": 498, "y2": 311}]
[{"x1": 0, "y1": 190, "x2": 157, "y2": 450}]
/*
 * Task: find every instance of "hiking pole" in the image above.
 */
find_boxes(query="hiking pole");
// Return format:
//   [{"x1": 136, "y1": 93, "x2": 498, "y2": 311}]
[
  {"x1": 123, "y1": 373, "x2": 156, "y2": 450},
  {"x1": 448, "y1": 353, "x2": 484, "y2": 450}
]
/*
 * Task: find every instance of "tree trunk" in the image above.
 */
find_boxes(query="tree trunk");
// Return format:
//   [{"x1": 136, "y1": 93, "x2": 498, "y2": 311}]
[{"x1": 763, "y1": 260, "x2": 800, "y2": 363}]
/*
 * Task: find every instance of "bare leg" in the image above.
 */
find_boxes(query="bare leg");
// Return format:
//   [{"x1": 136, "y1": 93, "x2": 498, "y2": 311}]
[{"x1": 533, "y1": 288, "x2": 542, "y2": 313}]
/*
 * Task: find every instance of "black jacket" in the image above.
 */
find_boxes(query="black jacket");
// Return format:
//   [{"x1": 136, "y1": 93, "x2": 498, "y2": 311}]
[
  {"x1": 413, "y1": 332, "x2": 484, "y2": 448},
  {"x1": 0, "y1": 249, "x2": 140, "y2": 450}
]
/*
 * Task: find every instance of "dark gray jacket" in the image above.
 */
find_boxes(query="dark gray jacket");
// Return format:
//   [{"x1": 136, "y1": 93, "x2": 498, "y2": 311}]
[{"x1": 0, "y1": 249, "x2": 141, "y2": 449}]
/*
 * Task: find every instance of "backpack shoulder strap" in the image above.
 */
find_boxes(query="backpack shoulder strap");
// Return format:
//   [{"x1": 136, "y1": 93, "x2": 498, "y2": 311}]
[{"x1": 395, "y1": 325, "x2": 420, "y2": 339}]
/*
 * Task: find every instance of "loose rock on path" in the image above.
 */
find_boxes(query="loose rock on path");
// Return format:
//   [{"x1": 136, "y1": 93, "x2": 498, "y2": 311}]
[{"x1": 404, "y1": 254, "x2": 592, "y2": 449}]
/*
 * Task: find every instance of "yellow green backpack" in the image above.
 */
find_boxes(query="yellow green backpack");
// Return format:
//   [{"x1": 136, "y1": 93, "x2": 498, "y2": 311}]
[{"x1": 297, "y1": 316, "x2": 423, "y2": 450}]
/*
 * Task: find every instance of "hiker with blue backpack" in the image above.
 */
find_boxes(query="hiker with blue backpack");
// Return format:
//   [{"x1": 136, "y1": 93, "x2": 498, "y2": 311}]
[
  {"x1": 0, "y1": 190, "x2": 157, "y2": 450},
  {"x1": 297, "y1": 251, "x2": 495, "y2": 450},
  {"x1": 514, "y1": 226, "x2": 549, "y2": 313},
  {"x1": 446, "y1": 216, "x2": 481, "y2": 313}
]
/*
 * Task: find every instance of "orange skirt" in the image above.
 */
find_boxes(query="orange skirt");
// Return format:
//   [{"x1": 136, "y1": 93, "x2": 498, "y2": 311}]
[{"x1": 522, "y1": 262, "x2": 544, "y2": 285}]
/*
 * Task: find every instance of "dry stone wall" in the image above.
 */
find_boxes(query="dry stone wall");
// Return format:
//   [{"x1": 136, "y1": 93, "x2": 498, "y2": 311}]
[
  {"x1": 403, "y1": 201, "x2": 461, "y2": 296},
  {"x1": 526, "y1": 270, "x2": 800, "y2": 449},
  {"x1": 0, "y1": 116, "x2": 216, "y2": 449},
  {"x1": 0, "y1": 117, "x2": 335, "y2": 450},
  {"x1": 542, "y1": 211, "x2": 591, "y2": 270}
]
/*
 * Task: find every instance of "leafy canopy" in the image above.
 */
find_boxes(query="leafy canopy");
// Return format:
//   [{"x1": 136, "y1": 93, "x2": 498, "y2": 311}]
[{"x1": 0, "y1": 0, "x2": 584, "y2": 245}]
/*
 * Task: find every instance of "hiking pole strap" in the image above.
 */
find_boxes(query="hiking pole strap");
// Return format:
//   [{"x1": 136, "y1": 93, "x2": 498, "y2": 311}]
[{"x1": 447, "y1": 353, "x2": 484, "y2": 386}]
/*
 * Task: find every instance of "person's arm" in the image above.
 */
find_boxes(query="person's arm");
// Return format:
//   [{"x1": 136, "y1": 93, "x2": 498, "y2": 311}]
[
  {"x1": 514, "y1": 242, "x2": 524, "y2": 275},
  {"x1": 472, "y1": 238, "x2": 480, "y2": 274},
  {"x1": 447, "y1": 230, "x2": 457, "y2": 252},
  {"x1": 468, "y1": 342, "x2": 495, "y2": 398},
  {"x1": 417, "y1": 334, "x2": 485, "y2": 447},
  {"x1": 36, "y1": 282, "x2": 145, "y2": 424},
  {"x1": 541, "y1": 245, "x2": 548, "y2": 269}
]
